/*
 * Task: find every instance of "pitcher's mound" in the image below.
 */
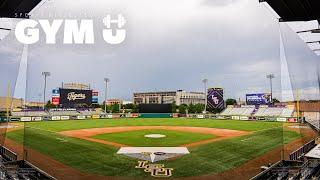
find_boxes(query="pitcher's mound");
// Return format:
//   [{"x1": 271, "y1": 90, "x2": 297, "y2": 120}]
[{"x1": 144, "y1": 134, "x2": 166, "y2": 138}]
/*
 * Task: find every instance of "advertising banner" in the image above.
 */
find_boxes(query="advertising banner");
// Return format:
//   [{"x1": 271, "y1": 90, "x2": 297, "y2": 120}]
[
  {"x1": 92, "y1": 97, "x2": 98, "y2": 104},
  {"x1": 52, "y1": 97, "x2": 60, "y2": 105},
  {"x1": 92, "y1": 91, "x2": 99, "y2": 96},
  {"x1": 61, "y1": 116, "x2": 70, "y2": 120},
  {"x1": 92, "y1": 91, "x2": 99, "y2": 104},
  {"x1": 246, "y1": 93, "x2": 271, "y2": 106},
  {"x1": 21, "y1": 117, "x2": 32, "y2": 122},
  {"x1": 51, "y1": 116, "x2": 61, "y2": 120},
  {"x1": 77, "y1": 116, "x2": 86, "y2": 120},
  {"x1": 207, "y1": 88, "x2": 224, "y2": 109},
  {"x1": 240, "y1": 116, "x2": 249, "y2": 120},
  {"x1": 31, "y1": 117, "x2": 42, "y2": 121},
  {"x1": 52, "y1": 89, "x2": 60, "y2": 96},
  {"x1": 92, "y1": 115, "x2": 100, "y2": 119},
  {"x1": 59, "y1": 88, "x2": 92, "y2": 108}
]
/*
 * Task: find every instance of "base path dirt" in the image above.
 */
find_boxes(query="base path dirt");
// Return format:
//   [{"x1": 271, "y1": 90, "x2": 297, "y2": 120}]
[{"x1": 59, "y1": 126, "x2": 249, "y2": 148}]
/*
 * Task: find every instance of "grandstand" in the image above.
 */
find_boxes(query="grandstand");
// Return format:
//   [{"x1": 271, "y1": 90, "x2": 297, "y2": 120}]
[
  {"x1": 252, "y1": 159, "x2": 320, "y2": 179},
  {"x1": 253, "y1": 107, "x2": 294, "y2": 117},
  {"x1": 0, "y1": 146, "x2": 54, "y2": 180},
  {"x1": 49, "y1": 110, "x2": 80, "y2": 116},
  {"x1": 78, "y1": 110, "x2": 100, "y2": 116},
  {"x1": 220, "y1": 106, "x2": 255, "y2": 116},
  {"x1": 253, "y1": 139, "x2": 320, "y2": 180},
  {"x1": 9, "y1": 109, "x2": 101, "y2": 121},
  {"x1": 11, "y1": 111, "x2": 48, "y2": 117},
  {"x1": 305, "y1": 117, "x2": 320, "y2": 131}
]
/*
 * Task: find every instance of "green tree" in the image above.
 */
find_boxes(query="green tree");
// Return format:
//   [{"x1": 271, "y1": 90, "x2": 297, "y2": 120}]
[
  {"x1": 194, "y1": 104, "x2": 205, "y2": 113},
  {"x1": 122, "y1": 103, "x2": 138, "y2": 113},
  {"x1": 91, "y1": 103, "x2": 101, "y2": 108},
  {"x1": 225, "y1": 99, "x2": 237, "y2": 106},
  {"x1": 171, "y1": 102, "x2": 178, "y2": 113},
  {"x1": 178, "y1": 104, "x2": 188, "y2": 114},
  {"x1": 188, "y1": 104, "x2": 194, "y2": 113},
  {"x1": 124, "y1": 103, "x2": 135, "y2": 109},
  {"x1": 132, "y1": 104, "x2": 138, "y2": 113},
  {"x1": 111, "y1": 103, "x2": 120, "y2": 113},
  {"x1": 45, "y1": 100, "x2": 57, "y2": 109}
]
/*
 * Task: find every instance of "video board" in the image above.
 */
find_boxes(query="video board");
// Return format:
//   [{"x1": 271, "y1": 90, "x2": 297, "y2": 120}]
[
  {"x1": 59, "y1": 88, "x2": 92, "y2": 108},
  {"x1": 246, "y1": 93, "x2": 271, "y2": 105}
]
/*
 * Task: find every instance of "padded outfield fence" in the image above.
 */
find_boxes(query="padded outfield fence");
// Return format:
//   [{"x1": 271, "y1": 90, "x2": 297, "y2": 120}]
[{"x1": 7, "y1": 112, "x2": 301, "y2": 123}]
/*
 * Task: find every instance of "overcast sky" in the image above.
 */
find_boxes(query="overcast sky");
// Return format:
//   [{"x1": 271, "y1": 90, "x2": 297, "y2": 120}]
[{"x1": 0, "y1": 0, "x2": 319, "y2": 102}]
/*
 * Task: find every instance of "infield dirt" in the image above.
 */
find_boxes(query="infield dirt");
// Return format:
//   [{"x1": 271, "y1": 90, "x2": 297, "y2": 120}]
[{"x1": 59, "y1": 126, "x2": 249, "y2": 147}]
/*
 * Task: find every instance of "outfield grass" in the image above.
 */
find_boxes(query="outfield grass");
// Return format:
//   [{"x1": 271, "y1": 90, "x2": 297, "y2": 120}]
[
  {"x1": 92, "y1": 129, "x2": 216, "y2": 147},
  {"x1": 6, "y1": 118, "x2": 300, "y2": 178}
]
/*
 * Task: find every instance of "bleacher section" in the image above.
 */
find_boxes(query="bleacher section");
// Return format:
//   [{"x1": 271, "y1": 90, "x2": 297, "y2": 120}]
[
  {"x1": 281, "y1": 108, "x2": 294, "y2": 117},
  {"x1": 11, "y1": 111, "x2": 48, "y2": 117},
  {"x1": 49, "y1": 110, "x2": 80, "y2": 116},
  {"x1": 305, "y1": 119, "x2": 320, "y2": 131},
  {"x1": 78, "y1": 110, "x2": 100, "y2": 116},
  {"x1": 253, "y1": 107, "x2": 267, "y2": 116},
  {"x1": 219, "y1": 106, "x2": 296, "y2": 122},
  {"x1": 304, "y1": 112, "x2": 320, "y2": 131},
  {"x1": 254, "y1": 107, "x2": 294, "y2": 117},
  {"x1": 252, "y1": 140, "x2": 320, "y2": 180},
  {"x1": 220, "y1": 106, "x2": 254, "y2": 116},
  {"x1": 0, "y1": 145, "x2": 54, "y2": 180},
  {"x1": 11, "y1": 110, "x2": 100, "y2": 117}
]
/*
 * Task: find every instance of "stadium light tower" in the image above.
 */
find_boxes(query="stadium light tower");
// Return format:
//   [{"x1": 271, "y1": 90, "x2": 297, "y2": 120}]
[
  {"x1": 42, "y1": 72, "x2": 51, "y2": 109},
  {"x1": 202, "y1": 79, "x2": 208, "y2": 113},
  {"x1": 104, "y1": 78, "x2": 110, "y2": 114},
  {"x1": 266, "y1": 74, "x2": 275, "y2": 103}
]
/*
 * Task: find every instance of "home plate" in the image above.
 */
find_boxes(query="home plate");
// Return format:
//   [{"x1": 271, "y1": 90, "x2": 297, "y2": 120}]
[{"x1": 117, "y1": 147, "x2": 189, "y2": 162}]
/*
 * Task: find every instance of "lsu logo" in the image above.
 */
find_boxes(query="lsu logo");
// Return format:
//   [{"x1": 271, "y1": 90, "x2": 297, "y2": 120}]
[{"x1": 135, "y1": 161, "x2": 174, "y2": 178}]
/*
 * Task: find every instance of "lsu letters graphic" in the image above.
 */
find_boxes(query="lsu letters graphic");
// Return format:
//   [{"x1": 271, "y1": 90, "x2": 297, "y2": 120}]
[{"x1": 135, "y1": 161, "x2": 174, "y2": 178}]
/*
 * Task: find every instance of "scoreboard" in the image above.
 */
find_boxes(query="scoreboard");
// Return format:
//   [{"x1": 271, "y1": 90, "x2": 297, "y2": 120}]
[{"x1": 59, "y1": 88, "x2": 93, "y2": 108}]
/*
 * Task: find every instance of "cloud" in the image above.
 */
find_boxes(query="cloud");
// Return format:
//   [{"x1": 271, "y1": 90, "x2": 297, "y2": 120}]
[
  {"x1": 0, "y1": 0, "x2": 319, "y2": 102},
  {"x1": 203, "y1": 0, "x2": 243, "y2": 7}
]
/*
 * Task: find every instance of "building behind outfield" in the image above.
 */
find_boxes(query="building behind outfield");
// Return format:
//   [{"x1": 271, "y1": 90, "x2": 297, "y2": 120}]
[
  {"x1": 133, "y1": 90, "x2": 205, "y2": 106},
  {"x1": 0, "y1": 97, "x2": 23, "y2": 112}
]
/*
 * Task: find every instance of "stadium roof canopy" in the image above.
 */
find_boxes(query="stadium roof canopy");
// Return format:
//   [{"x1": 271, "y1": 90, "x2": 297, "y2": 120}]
[
  {"x1": 0, "y1": 0, "x2": 42, "y2": 18},
  {"x1": 259, "y1": 0, "x2": 320, "y2": 22}
]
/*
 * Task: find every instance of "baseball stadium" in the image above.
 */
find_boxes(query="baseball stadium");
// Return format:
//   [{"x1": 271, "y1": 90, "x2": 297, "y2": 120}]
[{"x1": 1, "y1": 0, "x2": 320, "y2": 180}]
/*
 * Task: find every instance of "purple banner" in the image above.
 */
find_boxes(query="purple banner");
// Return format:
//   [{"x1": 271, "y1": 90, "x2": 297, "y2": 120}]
[
  {"x1": 207, "y1": 88, "x2": 224, "y2": 109},
  {"x1": 246, "y1": 93, "x2": 271, "y2": 105}
]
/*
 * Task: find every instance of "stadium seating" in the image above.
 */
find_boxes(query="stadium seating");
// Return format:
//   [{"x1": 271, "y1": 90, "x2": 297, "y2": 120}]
[
  {"x1": 11, "y1": 111, "x2": 48, "y2": 117},
  {"x1": 304, "y1": 112, "x2": 320, "y2": 130},
  {"x1": 49, "y1": 110, "x2": 80, "y2": 116},
  {"x1": 254, "y1": 107, "x2": 294, "y2": 117},
  {"x1": 220, "y1": 107, "x2": 233, "y2": 116},
  {"x1": 79, "y1": 110, "x2": 100, "y2": 116},
  {"x1": 305, "y1": 119, "x2": 320, "y2": 130},
  {"x1": 221, "y1": 106, "x2": 294, "y2": 118},
  {"x1": 253, "y1": 107, "x2": 267, "y2": 116},
  {"x1": 220, "y1": 106, "x2": 254, "y2": 116},
  {"x1": 280, "y1": 108, "x2": 294, "y2": 117}
]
